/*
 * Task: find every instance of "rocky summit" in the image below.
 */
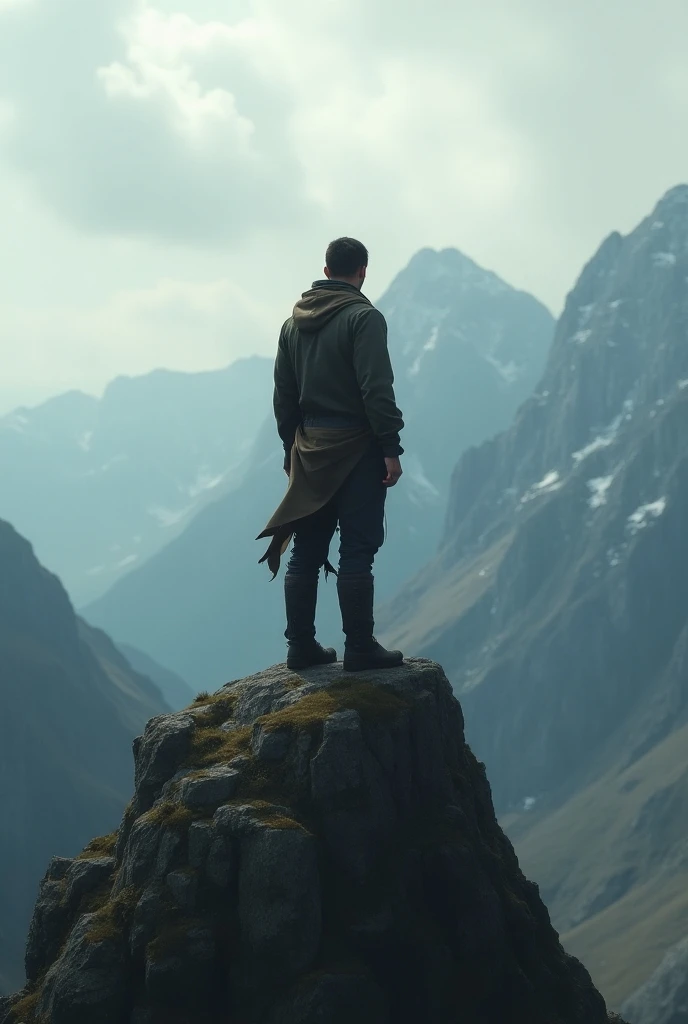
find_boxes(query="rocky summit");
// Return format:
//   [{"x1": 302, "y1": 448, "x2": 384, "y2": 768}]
[{"x1": 0, "y1": 659, "x2": 621, "y2": 1024}]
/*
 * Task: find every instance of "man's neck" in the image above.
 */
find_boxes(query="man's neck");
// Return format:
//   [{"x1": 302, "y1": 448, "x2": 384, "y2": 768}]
[{"x1": 324, "y1": 277, "x2": 361, "y2": 290}]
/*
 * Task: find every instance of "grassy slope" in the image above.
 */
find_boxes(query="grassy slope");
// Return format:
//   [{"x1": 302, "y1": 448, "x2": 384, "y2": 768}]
[
  {"x1": 380, "y1": 533, "x2": 512, "y2": 653},
  {"x1": 508, "y1": 719, "x2": 688, "y2": 1009}
]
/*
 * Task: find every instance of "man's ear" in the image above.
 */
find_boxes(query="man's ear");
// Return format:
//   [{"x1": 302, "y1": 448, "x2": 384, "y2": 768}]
[{"x1": 324, "y1": 266, "x2": 331, "y2": 280}]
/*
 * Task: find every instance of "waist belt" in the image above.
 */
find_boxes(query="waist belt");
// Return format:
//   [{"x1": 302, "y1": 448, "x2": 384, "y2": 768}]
[{"x1": 302, "y1": 415, "x2": 367, "y2": 429}]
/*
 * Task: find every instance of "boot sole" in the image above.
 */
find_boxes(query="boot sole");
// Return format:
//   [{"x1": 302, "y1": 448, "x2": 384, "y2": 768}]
[
  {"x1": 287, "y1": 654, "x2": 338, "y2": 671},
  {"x1": 343, "y1": 655, "x2": 404, "y2": 673}
]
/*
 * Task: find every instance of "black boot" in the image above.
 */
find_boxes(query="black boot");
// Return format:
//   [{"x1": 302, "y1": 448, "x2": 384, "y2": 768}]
[
  {"x1": 337, "y1": 573, "x2": 403, "y2": 672},
  {"x1": 284, "y1": 574, "x2": 337, "y2": 670}
]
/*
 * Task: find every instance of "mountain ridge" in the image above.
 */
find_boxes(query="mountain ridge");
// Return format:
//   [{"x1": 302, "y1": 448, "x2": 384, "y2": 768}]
[
  {"x1": 0, "y1": 519, "x2": 170, "y2": 990},
  {"x1": 0, "y1": 357, "x2": 273, "y2": 604},
  {"x1": 381, "y1": 183, "x2": 688, "y2": 1006}
]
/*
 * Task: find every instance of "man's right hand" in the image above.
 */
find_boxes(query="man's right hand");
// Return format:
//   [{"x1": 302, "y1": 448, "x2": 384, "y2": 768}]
[{"x1": 383, "y1": 457, "x2": 403, "y2": 487}]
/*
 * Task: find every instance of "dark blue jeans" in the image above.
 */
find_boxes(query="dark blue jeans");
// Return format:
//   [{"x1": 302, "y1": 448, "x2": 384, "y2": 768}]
[{"x1": 286, "y1": 438, "x2": 387, "y2": 579}]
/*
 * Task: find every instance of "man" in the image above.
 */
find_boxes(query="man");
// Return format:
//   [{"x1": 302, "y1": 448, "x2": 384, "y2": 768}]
[{"x1": 257, "y1": 237, "x2": 405, "y2": 673}]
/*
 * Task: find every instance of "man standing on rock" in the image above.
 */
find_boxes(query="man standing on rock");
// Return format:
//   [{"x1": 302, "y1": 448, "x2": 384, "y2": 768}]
[{"x1": 258, "y1": 237, "x2": 405, "y2": 673}]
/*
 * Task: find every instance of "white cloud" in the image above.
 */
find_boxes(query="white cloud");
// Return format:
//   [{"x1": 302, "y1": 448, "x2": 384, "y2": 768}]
[
  {"x1": 0, "y1": 0, "x2": 310, "y2": 242},
  {"x1": 97, "y1": 10, "x2": 257, "y2": 146},
  {"x1": 2, "y1": 0, "x2": 688, "y2": 410},
  {"x1": 0, "y1": 276, "x2": 275, "y2": 409}
]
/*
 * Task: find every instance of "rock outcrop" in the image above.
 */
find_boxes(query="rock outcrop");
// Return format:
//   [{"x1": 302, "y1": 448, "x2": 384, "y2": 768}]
[
  {"x1": 1, "y1": 659, "x2": 619, "y2": 1024},
  {"x1": 621, "y1": 935, "x2": 688, "y2": 1023}
]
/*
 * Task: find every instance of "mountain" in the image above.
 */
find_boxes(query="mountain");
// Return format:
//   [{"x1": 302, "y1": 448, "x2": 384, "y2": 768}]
[
  {"x1": 83, "y1": 250, "x2": 553, "y2": 686},
  {"x1": 0, "y1": 357, "x2": 272, "y2": 605},
  {"x1": 0, "y1": 659, "x2": 621, "y2": 1024},
  {"x1": 621, "y1": 936, "x2": 688, "y2": 1023},
  {"x1": 382, "y1": 184, "x2": 688, "y2": 1005},
  {"x1": 375, "y1": 248, "x2": 554, "y2": 593},
  {"x1": 504, "y1": 714, "x2": 688, "y2": 1009},
  {"x1": 0, "y1": 520, "x2": 169, "y2": 992},
  {"x1": 118, "y1": 645, "x2": 195, "y2": 712}
]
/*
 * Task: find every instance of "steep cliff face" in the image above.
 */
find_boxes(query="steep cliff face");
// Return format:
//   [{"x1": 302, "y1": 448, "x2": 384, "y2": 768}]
[
  {"x1": 382, "y1": 184, "x2": 688, "y2": 1006},
  {"x1": 0, "y1": 660, "x2": 617, "y2": 1024},
  {"x1": 0, "y1": 520, "x2": 169, "y2": 992},
  {"x1": 385, "y1": 185, "x2": 688, "y2": 808}
]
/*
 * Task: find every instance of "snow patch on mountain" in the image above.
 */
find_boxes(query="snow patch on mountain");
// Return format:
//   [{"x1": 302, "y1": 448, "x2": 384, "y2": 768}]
[
  {"x1": 407, "y1": 326, "x2": 439, "y2": 379},
  {"x1": 572, "y1": 414, "x2": 623, "y2": 464},
  {"x1": 628, "y1": 498, "x2": 667, "y2": 534},
  {"x1": 572, "y1": 398, "x2": 636, "y2": 465},
  {"x1": 652, "y1": 252, "x2": 677, "y2": 268},
  {"x1": 148, "y1": 504, "x2": 193, "y2": 528},
  {"x1": 588, "y1": 476, "x2": 614, "y2": 509},
  {"x1": 188, "y1": 468, "x2": 225, "y2": 499},
  {"x1": 486, "y1": 355, "x2": 521, "y2": 384},
  {"x1": 521, "y1": 471, "x2": 562, "y2": 504},
  {"x1": 607, "y1": 547, "x2": 624, "y2": 568}
]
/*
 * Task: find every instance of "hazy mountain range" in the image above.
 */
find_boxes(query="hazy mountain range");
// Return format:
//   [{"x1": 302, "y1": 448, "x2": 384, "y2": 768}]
[{"x1": 0, "y1": 358, "x2": 271, "y2": 605}]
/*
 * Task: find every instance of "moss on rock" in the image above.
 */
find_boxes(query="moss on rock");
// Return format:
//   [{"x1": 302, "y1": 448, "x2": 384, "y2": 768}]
[
  {"x1": 85, "y1": 886, "x2": 141, "y2": 945},
  {"x1": 140, "y1": 800, "x2": 198, "y2": 830},
  {"x1": 258, "y1": 680, "x2": 410, "y2": 736},
  {"x1": 186, "y1": 724, "x2": 252, "y2": 769},
  {"x1": 9, "y1": 990, "x2": 40, "y2": 1023},
  {"x1": 75, "y1": 833, "x2": 117, "y2": 861}
]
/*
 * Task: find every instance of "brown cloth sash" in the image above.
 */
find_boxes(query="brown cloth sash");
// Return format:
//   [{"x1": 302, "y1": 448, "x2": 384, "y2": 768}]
[{"x1": 257, "y1": 424, "x2": 372, "y2": 578}]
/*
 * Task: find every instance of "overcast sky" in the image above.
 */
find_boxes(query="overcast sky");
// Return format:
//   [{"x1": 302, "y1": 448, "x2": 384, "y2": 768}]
[{"x1": 0, "y1": 0, "x2": 687, "y2": 413}]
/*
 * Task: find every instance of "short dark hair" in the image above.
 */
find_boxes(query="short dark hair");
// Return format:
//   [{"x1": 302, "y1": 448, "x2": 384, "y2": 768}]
[{"x1": 325, "y1": 237, "x2": 369, "y2": 277}]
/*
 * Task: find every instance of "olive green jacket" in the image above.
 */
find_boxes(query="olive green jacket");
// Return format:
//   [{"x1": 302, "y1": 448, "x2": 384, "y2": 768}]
[{"x1": 273, "y1": 281, "x2": 404, "y2": 458}]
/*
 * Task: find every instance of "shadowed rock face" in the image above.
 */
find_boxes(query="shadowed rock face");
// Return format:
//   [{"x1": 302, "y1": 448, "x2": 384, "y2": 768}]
[{"x1": 1, "y1": 659, "x2": 616, "y2": 1024}]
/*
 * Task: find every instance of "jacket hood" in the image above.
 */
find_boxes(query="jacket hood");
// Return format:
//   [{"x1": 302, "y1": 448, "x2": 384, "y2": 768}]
[{"x1": 292, "y1": 280, "x2": 371, "y2": 333}]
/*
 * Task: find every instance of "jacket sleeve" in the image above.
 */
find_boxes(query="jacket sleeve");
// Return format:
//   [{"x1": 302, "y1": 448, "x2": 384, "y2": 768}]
[
  {"x1": 351, "y1": 307, "x2": 405, "y2": 457},
  {"x1": 273, "y1": 324, "x2": 301, "y2": 464}
]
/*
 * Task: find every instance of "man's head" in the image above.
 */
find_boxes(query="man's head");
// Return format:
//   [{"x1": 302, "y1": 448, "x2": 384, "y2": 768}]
[{"x1": 324, "y1": 237, "x2": 369, "y2": 290}]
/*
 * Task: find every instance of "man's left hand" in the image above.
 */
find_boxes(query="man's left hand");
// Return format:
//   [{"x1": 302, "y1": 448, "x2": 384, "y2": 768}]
[{"x1": 383, "y1": 457, "x2": 403, "y2": 487}]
